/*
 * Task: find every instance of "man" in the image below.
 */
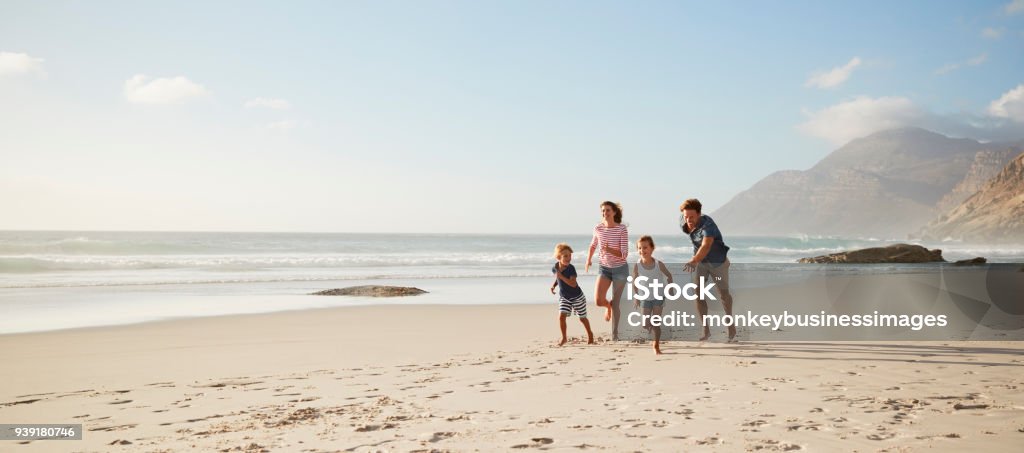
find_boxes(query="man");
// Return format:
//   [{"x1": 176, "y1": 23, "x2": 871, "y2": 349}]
[{"x1": 679, "y1": 198, "x2": 735, "y2": 342}]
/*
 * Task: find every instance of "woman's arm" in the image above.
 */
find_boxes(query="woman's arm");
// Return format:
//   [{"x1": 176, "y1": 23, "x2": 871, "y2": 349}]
[
  {"x1": 620, "y1": 226, "x2": 629, "y2": 260},
  {"x1": 600, "y1": 226, "x2": 628, "y2": 258},
  {"x1": 586, "y1": 230, "x2": 598, "y2": 272}
]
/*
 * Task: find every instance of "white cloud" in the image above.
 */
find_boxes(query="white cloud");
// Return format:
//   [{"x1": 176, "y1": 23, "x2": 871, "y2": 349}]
[
  {"x1": 245, "y1": 97, "x2": 291, "y2": 110},
  {"x1": 267, "y1": 120, "x2": 298, "y2": 131},
  {"x1": 797, "y1": 96, "x2": 925, "y2": 145},
  {"x1": 0, "y1": 51, "x2": 45, "y2": 76},
  {"x1": 935, "y1": 52, "x2": 988, "y2": 75},
  {"x1": 988, "y1": 84, "x2": 1024, "y2": 122},
  {"x1": 981, "y1": 27, "x2": 1005, "y2": 39},
  {"x1": 804, "y1": 57, "x2": 862, "y2": 89},
  {"x1": 123, "y1": 75, "x2": 209, "y2": 104},
  {"x1": 1006, "y1": 0, "x2": 1024, "y2": 14},
  {"x1": 797, "y1": 86, "x2": 1024, "y2": 145}
]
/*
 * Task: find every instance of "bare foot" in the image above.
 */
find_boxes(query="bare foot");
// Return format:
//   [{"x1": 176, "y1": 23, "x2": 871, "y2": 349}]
[
  {"x1": 604, "y1": 306, "x2": 612, "y2": 322},
  {"x1": 698, "y1": 329, "x2": 710, "y2": 341},
  {"x1": 558, "y1": 337, "x2": 567, "y2": 346},
  {"x1": 728, "y1": 326, "x2": 737, "y2": 340},
  {"x1": 654, "y1": 342, "x2": 662, "y2": 355},
  {"x1": 588, "y1": 337, "x2": 595, "y2": 344}
]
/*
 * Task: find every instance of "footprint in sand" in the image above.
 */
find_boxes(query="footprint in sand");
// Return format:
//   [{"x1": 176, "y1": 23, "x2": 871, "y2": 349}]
[
  {"x1": 748, "y1": 439, "x2": 802, "y2": 451},
  {"x1": 89, "y1": 424, "x2": 137, "y2": 432},
  {"x1": 420, "y1": 431, "x2": 457, "y2": 443},
  {"x1": 511, "y1": 437, "x2": 554, "y2": 448}
]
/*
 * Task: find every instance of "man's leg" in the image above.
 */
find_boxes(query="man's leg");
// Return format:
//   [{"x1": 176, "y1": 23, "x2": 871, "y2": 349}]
[
  {"x1": 694, "y1": 265, "x2": 711, "y2": 341},
  {"x1": 713, "y1": 260, "x2": 735, "y2": 341}
]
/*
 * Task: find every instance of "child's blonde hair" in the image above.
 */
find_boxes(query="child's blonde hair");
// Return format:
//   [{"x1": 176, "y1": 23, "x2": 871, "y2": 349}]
[
  {"x1": 637, "y1": 235, "x2": 655, "y2": 249},
  {"x1": 553, "y1": 243, "x2": 574, "y2": 258}
]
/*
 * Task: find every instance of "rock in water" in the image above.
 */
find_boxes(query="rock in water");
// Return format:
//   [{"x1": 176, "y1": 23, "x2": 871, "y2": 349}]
[
  {"x1": 798, "y1": 244, "x2": 945, "y2": 264},
  {"x1": 311, "y1": 286, "x2": 428, "y2": 297},
  {"x1": 953, "y1": 257, "x2": 987, "y2": 266}
]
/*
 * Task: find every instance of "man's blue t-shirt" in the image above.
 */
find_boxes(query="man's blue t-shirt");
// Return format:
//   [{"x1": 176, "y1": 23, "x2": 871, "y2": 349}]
[
  {"x1": 680, "y1": 214, "x2": 730, "y2": 265},
  {"x1": 552, "y1": 263, "x2": 583, "y2": 298}
]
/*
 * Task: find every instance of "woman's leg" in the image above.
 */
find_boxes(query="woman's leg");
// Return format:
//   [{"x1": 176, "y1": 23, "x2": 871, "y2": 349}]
[
  {"x1": 610, "y1": 279, "x2": 626, "y2": 340},
  {"x1": 594, "y1": 276, "x2": 612, "y2": 321}
]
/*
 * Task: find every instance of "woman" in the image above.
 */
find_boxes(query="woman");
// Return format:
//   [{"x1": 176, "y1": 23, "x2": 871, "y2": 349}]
[{"x1": 585, "y1": 201, "x2": 629, "y2": 340}]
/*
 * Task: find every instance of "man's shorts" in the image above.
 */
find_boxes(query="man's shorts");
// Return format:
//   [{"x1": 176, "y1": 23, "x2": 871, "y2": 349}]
[
  {"x1": 559, "y1": 293, "x2": 588, "y2": 318},
  {"x1": 693, "y1": 259, "x2": 731, "y2": 300},
  {"x1": 641, "y1": 299, "x2": 665, "y2": 310},
  {"x1": 598, "y1": 264, "x2": 629, "y2": 282}
]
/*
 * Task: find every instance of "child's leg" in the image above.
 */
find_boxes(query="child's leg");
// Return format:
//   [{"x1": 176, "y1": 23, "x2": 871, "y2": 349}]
[
  {"x1": 652, "y1": 305, "x2": 664, "y2": 354},
  {"x1": 642, "y1": 306, "x2": 653, "y2": 333},
  {"x1": 579, "y1": 318, "x2": 594, "y2": 344},
  {"x1": 558, "y1": 313, "x2": 568, "y2": 346},
  {"x1": 573, "y1": 296, "x2": 594, "y2": 344}
]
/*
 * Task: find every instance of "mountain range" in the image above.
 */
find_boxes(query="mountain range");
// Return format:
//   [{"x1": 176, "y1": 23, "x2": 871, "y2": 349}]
[{"x1": 711, "y1": 128, "x2": 1023, "y2": 241}]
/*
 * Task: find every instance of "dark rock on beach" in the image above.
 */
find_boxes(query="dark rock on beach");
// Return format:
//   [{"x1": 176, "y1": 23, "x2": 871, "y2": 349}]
[
  {"x1": 953, "y1": 257, "x2": 987, "y2": 266},
  {"x1": 311, "y1": 286, "x2": 428, "y2": 297},
  {"x1": 797, "y1": 244, "x2": 945, "y2": 264}
]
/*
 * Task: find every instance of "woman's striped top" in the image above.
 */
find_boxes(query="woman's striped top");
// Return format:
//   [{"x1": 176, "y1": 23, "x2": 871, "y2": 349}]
[{"x1": 590, "y1": 223, "x2": 629, "y2": 267}]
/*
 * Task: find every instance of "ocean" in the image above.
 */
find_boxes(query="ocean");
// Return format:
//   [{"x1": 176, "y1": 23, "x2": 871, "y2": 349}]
[{"x1": 1, "y1": 231, "x2": 1021, "y2": 334}]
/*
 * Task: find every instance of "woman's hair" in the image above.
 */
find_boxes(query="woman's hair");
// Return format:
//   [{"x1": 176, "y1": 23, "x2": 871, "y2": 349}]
[
  {"x1": 553, "y1": 243, "x2": 574, "y2": 258},
  {"x1": 637, "y1": 235, "x2": 654, "y2": 249},
  {"x1": 601, "y1": 201, "x2": 623, "y2": 224}
]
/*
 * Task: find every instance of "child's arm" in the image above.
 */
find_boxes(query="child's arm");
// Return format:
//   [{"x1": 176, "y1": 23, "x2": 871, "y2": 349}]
[
  {"x1": 659, "y1": 261, "x2": 674, "y2": 285},
  {"x1": 550, "y1": 266, "x2": 558, "y2": 294},
  {"x1": 554, "y1": 270, "x2": 578, "y2": 287},
  {"x1": 632, "y1": 263, "x2": 641, "y2": 308}
]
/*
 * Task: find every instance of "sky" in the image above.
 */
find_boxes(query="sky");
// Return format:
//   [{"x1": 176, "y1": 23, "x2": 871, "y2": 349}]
[{"x1": 1, "y1": 0, "x2": 1023, "y2": 235}]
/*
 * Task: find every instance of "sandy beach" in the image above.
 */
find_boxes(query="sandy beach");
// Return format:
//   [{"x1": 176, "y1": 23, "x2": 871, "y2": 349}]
[{"x1": 2, "y1": 303, "x2": 1022, "y2": 452}]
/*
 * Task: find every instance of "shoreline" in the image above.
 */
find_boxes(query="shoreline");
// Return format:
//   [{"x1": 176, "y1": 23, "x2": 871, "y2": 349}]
[{"x1": 5, "y1": 263, "x2": 1021, "y2": 336}]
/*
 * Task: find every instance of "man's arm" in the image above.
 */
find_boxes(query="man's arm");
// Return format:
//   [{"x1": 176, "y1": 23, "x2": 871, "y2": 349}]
[{"x1": 684, "y1": 237, "x2": 715, "y2": 271}]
